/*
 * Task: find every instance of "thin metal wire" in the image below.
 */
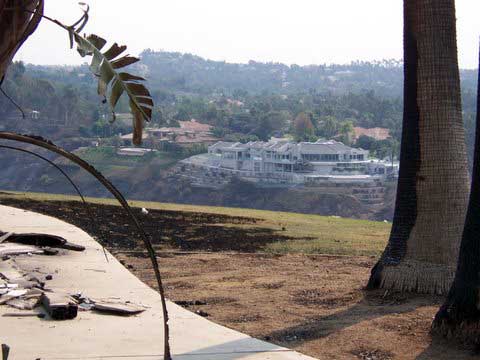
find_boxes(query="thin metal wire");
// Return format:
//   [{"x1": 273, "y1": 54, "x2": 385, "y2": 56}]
[{"x1": 0, "y1": 144, "x2": 109, "y2": 262}]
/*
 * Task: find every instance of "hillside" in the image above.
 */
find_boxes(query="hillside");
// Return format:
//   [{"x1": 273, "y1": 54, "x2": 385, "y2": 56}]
[
  {"x1": 0, "y1": 52, "x2": 476, "y2": 219},
  {"x1": 23, "y1": 51, "x2": 477, "y2": 98},
  {"x1": 0, "y1": 146, "x2": 396, "y2": 221},
  {"x1": 3, "y1": 53, "x2": 477, "y2": 158}
]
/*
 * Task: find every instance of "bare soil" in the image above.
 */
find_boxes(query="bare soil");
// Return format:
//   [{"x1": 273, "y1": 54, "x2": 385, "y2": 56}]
[
  {"x1": 1, "y1": 197, "x2": 477, "y2": 360},
  {"x1": 115, "y1": 252, "x2": 477, "y2": 360}
]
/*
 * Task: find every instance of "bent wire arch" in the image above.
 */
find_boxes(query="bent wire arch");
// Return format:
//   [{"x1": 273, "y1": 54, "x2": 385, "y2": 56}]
[
  {"x1": 0, "y1": 132, "x2": 171, "y2": 360},
  {"x1": 0, "y1": 144, "x2": 112, "y2": 261},
  {"x1": 0, "y1": 144, "x2": 90, "y2": 210}
]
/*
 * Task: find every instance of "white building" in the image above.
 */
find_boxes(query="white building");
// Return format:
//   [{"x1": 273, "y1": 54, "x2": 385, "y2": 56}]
[
  {"x1": 207, "y1": 139, "x2": 374, "y2": 173},
  {"x1": 181, "y1": 139, "x2": 398, "y2": 187}
]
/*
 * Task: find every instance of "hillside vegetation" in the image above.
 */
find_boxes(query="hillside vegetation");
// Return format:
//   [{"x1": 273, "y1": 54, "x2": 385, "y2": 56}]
[{"x1": 2, "y1": 52, "x2": 477, "y2": 162}]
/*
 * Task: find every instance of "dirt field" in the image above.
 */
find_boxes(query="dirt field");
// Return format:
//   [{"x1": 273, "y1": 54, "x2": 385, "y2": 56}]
[
  {"x1": 115, "y1": 252, "x2": 477, "y2": 360},
  {"x1": 0, "y1": 194, "x2": 477, "y2": 359}
]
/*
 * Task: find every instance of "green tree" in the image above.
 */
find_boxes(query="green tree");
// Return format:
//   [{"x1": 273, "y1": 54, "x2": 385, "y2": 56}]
[
  {"x1": 355, "y1": 135, "x2": 377, "y2": 151},
  {"x1": 317, "y1": 115, "x2": 339, "y2": 139},
  {"x1": 338, "y1": 120, "x2": 354, "y2": 145}
]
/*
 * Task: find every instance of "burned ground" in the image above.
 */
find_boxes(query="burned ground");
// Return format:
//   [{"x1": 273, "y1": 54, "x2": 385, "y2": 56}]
[{"x1": 0, "y1": 196, "x2": 308, "y2": 252}]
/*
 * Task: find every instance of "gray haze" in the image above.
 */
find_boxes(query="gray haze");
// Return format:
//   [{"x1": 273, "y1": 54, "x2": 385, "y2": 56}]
[{"x1": 14, "y1": 0, "x2": 480, "y2": 68}]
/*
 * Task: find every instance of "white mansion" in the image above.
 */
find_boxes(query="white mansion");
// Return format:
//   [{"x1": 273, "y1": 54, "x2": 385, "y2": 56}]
[{"x1": 179, "y1": 139, "x2": 398, "y2": 188}]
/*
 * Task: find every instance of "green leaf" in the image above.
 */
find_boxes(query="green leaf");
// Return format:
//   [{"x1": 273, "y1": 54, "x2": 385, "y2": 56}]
[
  {"x1": 89, "y1": 52, "x2": 103, "y2": 74},
  {"x1": 70, "y1": 31, "x2": 153, "y2": 143},
  {"x1": 109, "y1": 79, "x2": 124, "y2": 109},
  {"x1": 97, "y1": 60, "x2": 115, "y2": 98}
]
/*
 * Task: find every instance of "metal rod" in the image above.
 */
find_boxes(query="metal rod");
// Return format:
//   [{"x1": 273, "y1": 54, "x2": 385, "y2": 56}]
[{"x1": 0, "y1": 132, "x2": 171, "y2": 359}]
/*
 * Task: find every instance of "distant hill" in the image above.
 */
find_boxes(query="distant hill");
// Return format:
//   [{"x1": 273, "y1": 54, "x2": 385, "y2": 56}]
[
  {"x1": 139, "y1": 50, "x2": 405, "y2": 97},
  {"x1": 25, "y1": 50, "x2": 477, "y2": 99}
]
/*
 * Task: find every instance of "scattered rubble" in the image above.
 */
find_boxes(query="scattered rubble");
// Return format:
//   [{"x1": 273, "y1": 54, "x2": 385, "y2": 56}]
[
  {"x1": 41, "y1": 292, "x2": 78, "y2": 320},
  {"x1": 0, "y1": 244, "x2": 44, "y2": 257},
  {"x1": 0, "y1": 234, "x2": 145, "y2": 321},
  {"x1": 72, "y1": 293, "x2": 147, "y2": 316},
  {"x1": 92, "y1": 301, "x2": 146, "y2": 316}
]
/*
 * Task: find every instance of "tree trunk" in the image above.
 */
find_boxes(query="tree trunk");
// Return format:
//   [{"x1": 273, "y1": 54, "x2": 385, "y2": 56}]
[
  {"x1": 367, "y1": 0, "x2": 470, "y2": 295},
  {"x1": 0, "y1": 0, "x2": 43, "y2": 79},
  {"x1": 431, "y1": 47, "x2": 480, "y2": 345}
]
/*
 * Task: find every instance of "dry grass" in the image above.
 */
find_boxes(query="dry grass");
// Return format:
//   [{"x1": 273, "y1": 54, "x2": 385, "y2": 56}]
[{"x1": 0, "y1": 190, "x2": 391, "y2": 256}]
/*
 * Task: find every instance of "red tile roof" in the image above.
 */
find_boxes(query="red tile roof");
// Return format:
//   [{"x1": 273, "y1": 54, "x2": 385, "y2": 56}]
[{"x1": 178, "y1": 119, "x2": 213, "y2": 132}]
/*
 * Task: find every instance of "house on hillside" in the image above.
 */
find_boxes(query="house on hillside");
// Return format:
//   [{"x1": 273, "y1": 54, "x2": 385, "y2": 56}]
[
  {"x1": 207, "y1": 140, "x2": 371, "y2": 175},
  {"x1": 179, "y1": 138, "x2": 398, "y2": 190},
  {"x1": 120, "y1": 119, "x2": 219, "y2": 147}
]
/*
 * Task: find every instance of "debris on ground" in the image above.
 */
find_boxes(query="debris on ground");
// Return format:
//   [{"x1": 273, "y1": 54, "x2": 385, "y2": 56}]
[
  {"x1": 72, "y1": 293, "x2": 147, "y2": 316},
  {"x1": 41, "y1": 292, "x2": 78, "y2": 320},
  {"x1": 2, "y1": 343, "x2": 10, "y2": 360},
  {"x1": 351, "y1": 348, "x2": 394, "y2": 360},
  {"x1": 93, "y1": 301, "x2": 146, "y2": 315},
  {"x1": 2, "y1": 312, "x2": 45, "y2": 318},
  {"x1": 174, "y1": 300, "x2": 207, "y2": 306},
  {"x1": 0, "y1": 240, "x2": 145, "y2": 321},
  {"x1": 195, "y1": 310, "x2": 209, "y2": 317},
  {"x1": 0, "y1": 243, "x2": 44, "y2": 257},
  {"x1": 0, "y1": 232, "x2": 85, "y2": 252}
]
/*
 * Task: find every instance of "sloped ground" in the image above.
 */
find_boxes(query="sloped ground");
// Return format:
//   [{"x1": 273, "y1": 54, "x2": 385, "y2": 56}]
[{"x1": 0, "y1": 194, "x2": 476, "y2": 359}]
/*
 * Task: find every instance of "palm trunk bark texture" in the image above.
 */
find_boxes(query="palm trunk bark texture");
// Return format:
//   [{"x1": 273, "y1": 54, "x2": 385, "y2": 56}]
[{"x1": 368, "y1": 0, "x2": 470, "y2": 295}]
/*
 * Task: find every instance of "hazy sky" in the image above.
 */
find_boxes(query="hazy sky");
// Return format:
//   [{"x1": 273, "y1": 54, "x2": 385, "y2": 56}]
[{"x1": 14, "y1": 0, "x2": 480, "y2": 68}]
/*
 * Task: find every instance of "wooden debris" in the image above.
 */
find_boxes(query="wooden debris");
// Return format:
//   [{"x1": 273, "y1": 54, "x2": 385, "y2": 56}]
[
  {"x1": 40, "y1": 293, "x2": 78, "y2": 320},
  {"x1": 42, "y1": 247, "x2": 59, "y2": 256},
  {"x1": 93, "y1": 301, "x2": 146, "y2": 316},
  {"x1": 72, "y1": 294, "x2": 147, "y2": 316},
  {"x1": 23, "y1": 288, "x2": 44, "y2": 298},
  {"x1": 0, "y1": 260, "x2": 23, "y2": 281},
  {"x1": 0, "y1": 233, "x2": 12, "y2": 243},
  {"x1": 12, "y1": 279, "x2": 39, "y2": 289},
  {"x1": 2, "y1": 312, "x2": 45, "y2": 318},
  {"x1": 6, "y1": 296, "x2": 41, "y2": 310},
  {"x1": 0, "y1": 289, "x2": 28, "y2": 305},
  {"x1": 2, "y1": 233, "x2": 85, "y2": 252},
  {"x1": 0, "y1": 244, "x2": 44, "y2": 257}
]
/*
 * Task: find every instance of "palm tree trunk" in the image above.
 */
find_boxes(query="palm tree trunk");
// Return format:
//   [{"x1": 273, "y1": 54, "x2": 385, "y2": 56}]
[
  {"x1": 0, "y1": 0, "x2": 43, "y2": 79},
  {"x1": 368, "y1": 0, "x2": 470, "y2": 294},
  {"x1": 431, "y1": 47, "x2": 480, "y2": 345}
]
